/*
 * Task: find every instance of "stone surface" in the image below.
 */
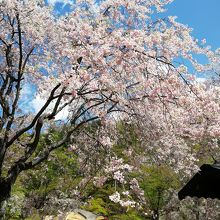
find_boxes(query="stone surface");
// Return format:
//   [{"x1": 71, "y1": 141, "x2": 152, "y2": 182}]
[
  {"x1": 43, "y1": 209, "x2": 106, "y2": 220},
  {"x1": 65, "y1": 212, "x2": 86, "y2": 220}
]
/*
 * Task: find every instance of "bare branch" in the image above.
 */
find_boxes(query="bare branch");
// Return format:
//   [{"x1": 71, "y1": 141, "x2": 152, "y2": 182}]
[{"x1": 6, "y1": 83, "x2": 61, "y2": 148}]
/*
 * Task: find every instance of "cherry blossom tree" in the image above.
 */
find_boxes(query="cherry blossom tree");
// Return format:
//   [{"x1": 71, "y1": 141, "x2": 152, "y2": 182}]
[{"x1": 0, "y1": 0, "x2": 218, "y2": 215}]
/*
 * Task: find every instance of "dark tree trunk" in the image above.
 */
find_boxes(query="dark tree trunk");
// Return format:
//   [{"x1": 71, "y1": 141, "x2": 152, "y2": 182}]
[
  {"x1": 0, "y1": 178, "x2": 12, "y2": 219},
  {"x1": 152, "y1": 210, "x2": 159, "y2": 220},
  {"x1": 0, "y1": 178, "x2": 11, "y2": 203}
]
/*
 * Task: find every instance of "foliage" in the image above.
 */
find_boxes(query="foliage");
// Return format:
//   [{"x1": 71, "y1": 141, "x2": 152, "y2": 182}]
[
  {"x1": 139, "y1": 165, "x2": 180, "y2": 210},
  {"x1": 82, "y1": 198, "x2": 108, "y2": 216},
  {"x1": 2, "y1": 122, "x2": 220, "y2": 219}
]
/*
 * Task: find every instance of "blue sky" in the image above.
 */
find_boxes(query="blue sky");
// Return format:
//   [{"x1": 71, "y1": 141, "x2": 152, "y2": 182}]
[{"x1": 165, "y1": 0, "x2": 220, "y2": 50}]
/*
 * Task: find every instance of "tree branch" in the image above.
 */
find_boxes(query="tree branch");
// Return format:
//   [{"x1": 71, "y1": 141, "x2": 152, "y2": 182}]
[{"x1": 6, "y1": 83, "x2": 61, "y2": 148}]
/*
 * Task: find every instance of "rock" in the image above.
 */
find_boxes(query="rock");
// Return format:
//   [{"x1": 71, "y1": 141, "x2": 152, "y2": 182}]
[
  {"x1": 95, "y1": 217, "x2": 106, "y2": 220},
  {"x1": 73, "y1": 209, "x2": 97, "y2": 220},
  {"x1": 65, "y1": 212, "x2": 86, "y2": 220},
  {"x1": 43, "y1": 209, "x2": 106, "y2": 220}
]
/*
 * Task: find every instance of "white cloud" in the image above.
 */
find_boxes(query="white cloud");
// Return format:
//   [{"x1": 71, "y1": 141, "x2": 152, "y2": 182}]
[
  {"x1": 55, "y1": 106, "x2": 70, "y2": 120},
  {"x1": 47, "y1": 0, "x2": 58, "y2": 5},
  {"x1": 31, "y1": 95, "x2": 46, "y2": 113},
  {"x1": 20, "y1": 83, "x2": 36, "y2": 113},
  {"x1": 20, "y1": 83, "x2": 69, "y2": 121},
  {"x1": 196, "y1": 77, "x2": 206, "y2": 83},
  {"x1": 31, "y1": 94, "x2": 69, "y2": 121}
]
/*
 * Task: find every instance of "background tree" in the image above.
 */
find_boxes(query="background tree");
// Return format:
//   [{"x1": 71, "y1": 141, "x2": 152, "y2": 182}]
[{"x1": 0, "y1": 0, "x2": 219, "y2": 217}]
